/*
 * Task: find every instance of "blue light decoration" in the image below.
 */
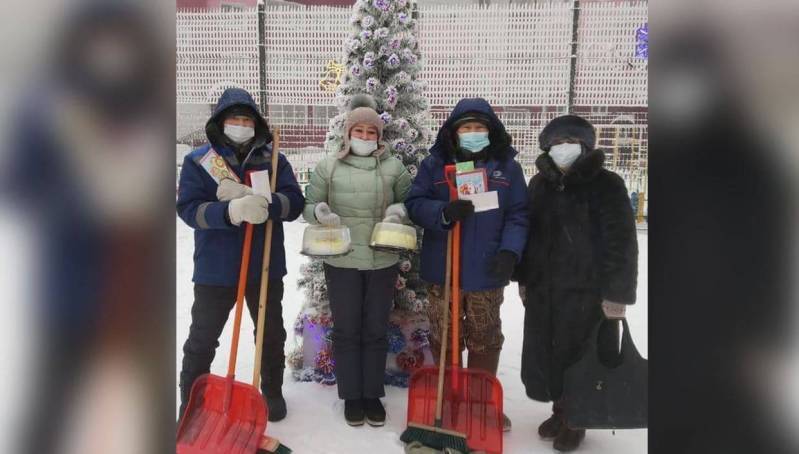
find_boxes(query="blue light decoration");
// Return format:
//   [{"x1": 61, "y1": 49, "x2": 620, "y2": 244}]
[
  {"x1": 315, "y1": 349, "x2": 334, "y2": 374},
  {"x1": 384, "y1": 371, "x2": 410, "y2": 387},
  {"x1": 635, "y1": 23, "x2": 648, "y2": 60},
  {"x1": 322, "y1": 326, "x2": 333, "y2": 344},
  {"x1": 410, "y1": 328, "x2": 430, "y2": 348},
  {"x1": 387, "y1": 323, "x2": 407, "y2": 354}
]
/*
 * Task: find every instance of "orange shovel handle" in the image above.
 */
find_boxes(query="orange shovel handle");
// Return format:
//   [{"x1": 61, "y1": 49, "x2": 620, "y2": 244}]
[
  {"x1": 227, "y1": 176, "x2": 256, "y2": 379},
  {"x1": 444, "y1": 165, "x2": 461, "y2": 386},
  {"x1": 452, "y1": 222, "x2": 461, "y2": 371}
]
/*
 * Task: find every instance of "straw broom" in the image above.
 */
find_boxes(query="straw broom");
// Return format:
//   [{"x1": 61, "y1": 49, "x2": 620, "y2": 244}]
[{"x1": 400, "y1": 231, "x2": 469, "y2": 452}]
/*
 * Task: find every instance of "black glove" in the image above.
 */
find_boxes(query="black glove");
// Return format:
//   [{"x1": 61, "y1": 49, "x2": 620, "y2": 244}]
[
  {"x1": 488, "y1": 250, "x2": 518, "y2": 282},
  {"x1": 442, "y1": 199, "x2": 475, "y2": 223}
]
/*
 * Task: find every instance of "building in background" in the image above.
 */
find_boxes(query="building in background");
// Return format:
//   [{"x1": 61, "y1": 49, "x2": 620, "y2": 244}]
[
  {"x1": 177, "y1": 0, "x2": 257, "y2": 9},
  {"x1": 176, "y1": 0, "x2": 358, "y2": 7}
]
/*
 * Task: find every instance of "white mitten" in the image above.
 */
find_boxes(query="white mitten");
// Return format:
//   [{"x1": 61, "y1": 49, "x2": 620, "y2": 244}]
[
  {"x1": 228, "y1": 194, "x2": 269, "y2": 226},
  {"x1": 217, "y1": 178, "x2": 253, "y2": 202},
  {"x1": 382, "y1": 202, "x2": 408, "y2": 224},
  {"x1": 314, "y1": 202, "x2": 341, "y2": 226},
  {"x1": 601, "y1": 300, "x2": 627, "y2": 319}
]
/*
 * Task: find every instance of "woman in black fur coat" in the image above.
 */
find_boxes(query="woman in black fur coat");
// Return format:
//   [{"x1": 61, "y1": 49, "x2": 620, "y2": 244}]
[{"x1": 517, "y1": 115, "x2": 638, "y2": 451}]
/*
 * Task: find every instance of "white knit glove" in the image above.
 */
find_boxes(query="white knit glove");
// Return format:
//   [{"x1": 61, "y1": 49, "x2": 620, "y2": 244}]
[
  {"x1": 382, "y1": 203, "x2": 408, "y2": 224},
  {"x1": 217, "y1": 178, "x2": 253, "y2": 202},
  {"x1": 228, "y1": 194, "x2": 269, "y2": 226},
  {"x1": 601, "y1": 300, "x2": 627, "y2": 319},
  {"x1": 314, "y1": 202, "x2": 341, "y2": 226}
]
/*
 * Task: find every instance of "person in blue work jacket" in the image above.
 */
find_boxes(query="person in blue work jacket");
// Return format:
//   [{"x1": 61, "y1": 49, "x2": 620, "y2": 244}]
[
  {"x1": 176, "y1": 87, "x2": 304, "y2": 422},
  {"x1": 405, "y1": 97, "x2": 529, "y2": 431}
]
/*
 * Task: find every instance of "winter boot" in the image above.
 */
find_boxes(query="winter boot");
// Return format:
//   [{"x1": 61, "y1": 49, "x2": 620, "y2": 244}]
[
  {"x1": 264, "y1": 395, "x2": 287, "y2": 422},
  {"x1": 538, "y1": 402, "x2": 565, "y2": 440},
  {"x1": 538, "y1": 414, "x2": 564, "y2": 440},
  {"x1": 344, "y1": 399, "x2": 365, "y2": 426},
  {"x1": 262, "y1": 368, "x2": 286, "y2": 422},
  {"x1": 467, "y1": 350, "x2": 511, "y2": 432},
  {"x1": 467, "y1": 350, "x2": 501, "y2": 375},
  {"x1": 364, "y1": 398, "x2": 386, "y2": 427},
  {"x1": 502, "y1": 414, "x2": 512, "y2": 432},
  {"x1": 553, "y1": 425, "x2": 586, "y2": 452}
]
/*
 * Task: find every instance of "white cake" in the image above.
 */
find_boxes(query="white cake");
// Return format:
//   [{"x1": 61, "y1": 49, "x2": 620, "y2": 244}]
[
  {"x1": 371, "y1": 223, "x2": 417, "y2": 250},
  {"x1": 304, "y1": 236, "x2": 349, "y2": 256},
  {"x1": 302, "y1": 225, "x2": 351, "y2": 256}
]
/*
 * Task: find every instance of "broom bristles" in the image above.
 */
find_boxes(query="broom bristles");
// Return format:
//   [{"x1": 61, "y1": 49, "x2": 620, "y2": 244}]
[
  {"x1": 269, "y1": 443, "x2": 292, "y2": 454},
  {"x1": 401, "y1": 422, "x2": 469, "y2": 452},
  {"x1": 257, "y1": 440, "x2": 292, "y2": 454}
]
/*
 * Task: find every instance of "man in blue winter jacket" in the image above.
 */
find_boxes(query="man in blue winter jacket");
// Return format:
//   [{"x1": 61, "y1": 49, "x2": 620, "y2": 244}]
[
  {"x1": 176, "y1": 88, "x2": 304, "y2": 422},
  {"x1": 405, "y1": 98, "x2": 529, "y2": 431}
]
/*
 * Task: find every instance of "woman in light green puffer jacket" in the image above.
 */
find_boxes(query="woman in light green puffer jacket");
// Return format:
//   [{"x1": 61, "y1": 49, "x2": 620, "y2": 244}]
[{"x1": 302, "y1": 95, "x2": 412, "y2": 426}]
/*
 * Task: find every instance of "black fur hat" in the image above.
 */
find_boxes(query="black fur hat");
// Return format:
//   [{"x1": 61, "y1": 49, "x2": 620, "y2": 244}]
[{"x1": 538, "y1": 115, "x2": 596, "y2": 151}]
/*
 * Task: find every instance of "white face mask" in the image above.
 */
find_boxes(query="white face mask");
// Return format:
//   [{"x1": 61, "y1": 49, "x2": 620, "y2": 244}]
[
  {"x1": 350, "y1": 137, "x2": 378, "y2": 156},
  {"x1": 224, "y1": 124, "x2": 255, "y2": 144},
  {"x1": 549, "y1": 142, "x2": 582, "y2": 169}
]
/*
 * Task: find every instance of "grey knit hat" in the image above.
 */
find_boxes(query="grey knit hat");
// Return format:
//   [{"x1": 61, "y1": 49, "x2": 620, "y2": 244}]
[{"x1": 338, "y1": 95, "x2": 386, "y2": 159}]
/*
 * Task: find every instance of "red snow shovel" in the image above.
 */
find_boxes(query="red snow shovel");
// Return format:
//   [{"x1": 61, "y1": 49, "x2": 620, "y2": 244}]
[
  {"x1": 404, "y1": 164, "x2": 504, "y2": 454},
  {"x1": 177, "y1": 168, "x2": 269, "y2": 454},
  {"x1": 176, "y1": 217, "x2": 264, "y2": 454}
]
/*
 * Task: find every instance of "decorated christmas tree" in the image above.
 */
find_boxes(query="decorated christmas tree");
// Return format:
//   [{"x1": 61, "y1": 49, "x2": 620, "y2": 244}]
[{"x1": 288, "y1": 0, "x2": 435, "y2": 387}]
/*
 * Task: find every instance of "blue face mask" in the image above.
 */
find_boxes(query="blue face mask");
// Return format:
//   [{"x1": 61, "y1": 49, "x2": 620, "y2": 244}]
[{"x1": 458, "y1": 132, "x2": 490, "y2": 152}]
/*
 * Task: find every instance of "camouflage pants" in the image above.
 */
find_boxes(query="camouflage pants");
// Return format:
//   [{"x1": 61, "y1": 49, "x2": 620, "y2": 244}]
[{"x1": 426, "y1": 284, "x2": 504, "y2": 354}]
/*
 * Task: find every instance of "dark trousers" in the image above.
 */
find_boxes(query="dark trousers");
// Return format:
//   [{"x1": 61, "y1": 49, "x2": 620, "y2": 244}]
[
  {"x1": 324, "y1": 263, "x2": 398, "y2": 400},
  {"x1": 179, "y1": 280, "x2": 286, "y2": 416},
  {"x1": 20, "y1": 327, "x2": 89, "y2": 454}
]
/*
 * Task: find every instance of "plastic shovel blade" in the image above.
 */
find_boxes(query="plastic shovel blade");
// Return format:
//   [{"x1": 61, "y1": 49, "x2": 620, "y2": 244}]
[
  {"x1": 406, "y1": 366, "x2": 504, "y2": 454},
  {"x1": 177, "y1": 374, "x2": 267, "y2": 454}
]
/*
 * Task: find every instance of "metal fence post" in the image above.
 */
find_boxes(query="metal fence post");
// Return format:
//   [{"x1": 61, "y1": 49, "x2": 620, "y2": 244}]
[
  {"x1": 567, "y1": 0, "x2": 580, "y2": 113},
  {"x1": 258, "y1": 3, "x2": 267, "y2": 117}
]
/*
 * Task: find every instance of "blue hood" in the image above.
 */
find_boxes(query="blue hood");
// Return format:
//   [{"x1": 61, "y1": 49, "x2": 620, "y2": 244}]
[
  {"x1": 205, "y1": 87, "x2": 272, "y2": 150},
  {"x1": 430, "y1": 97, "x2": 516, "y2": 162}
]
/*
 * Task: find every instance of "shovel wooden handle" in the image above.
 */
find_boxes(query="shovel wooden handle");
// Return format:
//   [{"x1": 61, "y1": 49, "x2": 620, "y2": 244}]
[
  {"x1": 253, "y1": 128, "x2": 281, "y2": 388},
  {"x1": 434, "y1": 231, "x2": 453, "y2": 424}
]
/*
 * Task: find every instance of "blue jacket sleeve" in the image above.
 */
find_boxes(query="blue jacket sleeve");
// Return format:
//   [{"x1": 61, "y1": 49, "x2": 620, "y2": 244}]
[
  {"x1": 176, "y1": 155, "x2": 234, "y2": 230},
  {"x1": 405, "y1": 158, "x2": 451, "y2": 232},
  {"x1": 268, "y1": 154, "x2": 304, "y2": 222},
  {"x1": 498, "y1": 161, "x2": 530, "y2": 261}
]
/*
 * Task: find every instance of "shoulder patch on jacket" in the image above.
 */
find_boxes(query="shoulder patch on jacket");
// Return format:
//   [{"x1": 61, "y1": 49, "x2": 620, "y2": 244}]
[{"x1": 197, "y1": 148, "x2": 240, "y2": 184}]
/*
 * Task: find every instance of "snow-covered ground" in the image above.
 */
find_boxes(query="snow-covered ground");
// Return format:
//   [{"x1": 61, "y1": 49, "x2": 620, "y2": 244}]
[{"x1": 177, "y1": 218, "x2": 648, "y2": 453}]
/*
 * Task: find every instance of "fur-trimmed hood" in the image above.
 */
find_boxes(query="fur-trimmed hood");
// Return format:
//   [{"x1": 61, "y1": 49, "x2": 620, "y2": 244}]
[
  {"x1": 429, "y1": 98, "x2": 516, "y2": 162},
  {"x1": 205, "y1": 87, "x2": 272, "y2": 152}
]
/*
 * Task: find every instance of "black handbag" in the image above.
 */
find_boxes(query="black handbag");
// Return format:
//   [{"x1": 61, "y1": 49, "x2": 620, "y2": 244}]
[{"x1": 562, "y1": 318, "x2": 648, "y2": 429}]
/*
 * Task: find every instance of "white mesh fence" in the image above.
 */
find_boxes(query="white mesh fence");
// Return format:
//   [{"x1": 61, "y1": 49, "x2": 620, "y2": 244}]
[
  {"x1": 177, "y1": 2, "x2": 647, "y2": 201},
  {"x1": 574, "y1": 1, "x2": 648, "y2": 106},
  {"x1": 418, "y1": 3, "x2": 573, "y2": 108},
  {"x1": 419, "y1": 3, "x2": 575, "y2": 173},
  {"x1": 575, "y1": 108, "x2": 648, "y2": 195},
  {"x1": 176, "y1": 9, "x2": 261, "y2": 142},
  {"x1": 261, "y1": 6, "x2": 351, "y2": 180}
]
